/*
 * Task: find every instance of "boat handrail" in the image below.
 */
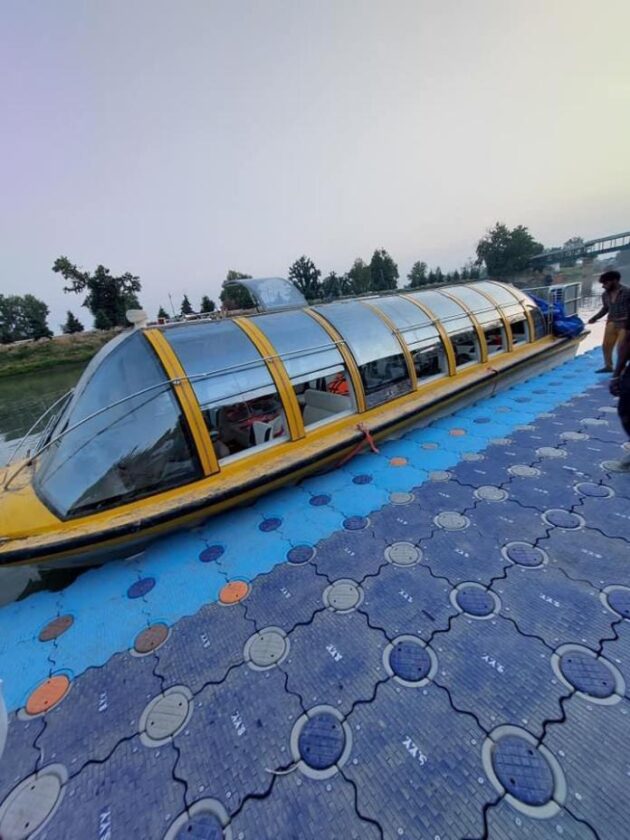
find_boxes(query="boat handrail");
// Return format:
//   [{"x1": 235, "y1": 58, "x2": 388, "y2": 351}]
[
  {"x1": 1, "y1": 339, "x2": 349, "y2": 490},
  {"x1": 6, "y1": 389, "x2": 74, "y2": 468}
]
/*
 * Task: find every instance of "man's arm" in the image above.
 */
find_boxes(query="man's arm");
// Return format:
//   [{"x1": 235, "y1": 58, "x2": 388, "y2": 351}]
[{"x1": 589, "y1": 302, "x2": 608, "y2": 324}]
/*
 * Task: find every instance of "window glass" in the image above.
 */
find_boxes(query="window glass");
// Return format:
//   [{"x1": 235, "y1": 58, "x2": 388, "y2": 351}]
[
  {"x1": 511, "y1": 318, "x2": 529, "y2": 344},
  {"x1": 445, "y1": 287, "x2": 506, "y2": 355},
  {"x1": 36, "y1": 332, "x2": 201, "y2": 518},
  {"x1": 450, "y1": 330, "x2": 481, "y2": 367},
  {"x1": 166, "y1": 321, "x2": 288, "y2": 460},
  {"x1": 529, "y1": 306, "x2": 548, "y2": 339},
  {"x1": 314, "y1": 301, "x2": 412, "y2": 408},
  {"x1": 252, "y1": 310, "x2": 356, "y2": 428},
  {"x1": 371, "y1": 297, "x2": 447, "y2": 380}
]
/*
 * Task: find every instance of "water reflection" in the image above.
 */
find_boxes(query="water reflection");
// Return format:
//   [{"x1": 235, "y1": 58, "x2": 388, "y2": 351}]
[
  {"x1": 0, "y1": 363, "x2": 90, "y2": 604},
  {"x1": 0, "y1": 363, "x2": 86, "y2": 467}
]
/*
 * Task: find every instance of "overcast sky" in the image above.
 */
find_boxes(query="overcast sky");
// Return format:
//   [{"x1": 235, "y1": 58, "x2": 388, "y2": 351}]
[{"x1": 1, "y1": 0, "x2": 629, "y2": 329}]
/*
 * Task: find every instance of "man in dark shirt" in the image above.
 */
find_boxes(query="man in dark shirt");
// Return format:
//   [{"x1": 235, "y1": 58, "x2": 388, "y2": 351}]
[
  {"x1": 589, "y1": 270, "x2": 630, "y2": 372},
  {"x1": 610, "y1": 310, "x2": 630, "y2": 470}
]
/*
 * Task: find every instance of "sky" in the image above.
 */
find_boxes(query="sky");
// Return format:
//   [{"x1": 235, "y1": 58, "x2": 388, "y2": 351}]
[{"x1": 1, "y1": 0, "x2": 629, "y2": 330}]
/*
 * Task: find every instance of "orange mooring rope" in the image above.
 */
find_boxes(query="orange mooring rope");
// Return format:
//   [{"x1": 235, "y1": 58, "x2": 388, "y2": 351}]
[{"x1": 337, "y1": 423, "x2": 380, "y2": 467}]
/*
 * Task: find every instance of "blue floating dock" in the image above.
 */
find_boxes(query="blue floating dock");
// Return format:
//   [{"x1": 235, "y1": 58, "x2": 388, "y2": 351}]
[{"x1": 1, "y1": 348, "x2": 630, "y2": 839}]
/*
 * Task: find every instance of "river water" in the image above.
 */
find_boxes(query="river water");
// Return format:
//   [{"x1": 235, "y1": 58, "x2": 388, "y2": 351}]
[
  {"x1": 0, "y1": 364, "x2": 87, "y2": 605},
  {"x1": 0, "y1": 363, "x2": 85, "y2": 467}
]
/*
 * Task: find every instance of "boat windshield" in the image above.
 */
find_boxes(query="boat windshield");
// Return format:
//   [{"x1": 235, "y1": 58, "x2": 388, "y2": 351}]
[{"x1": 35, "y1": 332, "x2": 201, "y2": 518}]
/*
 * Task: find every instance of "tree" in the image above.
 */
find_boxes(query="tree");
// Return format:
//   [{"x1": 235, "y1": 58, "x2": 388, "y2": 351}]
[
  {"x1": 476, "y1": 223, "x2": 544, "y2": 277},
  {"x1": 369, "y1": 249, "x2": 398, "y2": 291},
  {"x1": 434, "y1": 267, "x2": 444, "y2": 284},
  {"x1": 157, "y1": 306, "x2": 169, "y2": 320},
  {"x1": 61, "y1": 310, "x2": 84, "y2": 334},
  {"x1": 53, "y1": 257, "x2": 141, "y2": 329},
  {"x1": 180, "y1": 295, "x2": 193, "y2": 315},
  {"x1": 321, "y1": 271, "x2": 342, "y2": 299},
  {"x1": 200, "y1": 296, "x2": 215, "y2": 313},
  {"x1": 461, "y1": 266, "x2": 470, "y2": 280},
  {"x1": 0, "y1": 294, "x2": 53, "y2": 343},
  {"x1": 452, "y1": 270, "x2": 461, "y2": 283},
  {"x1": 406, "y1": 261, "x2": 428, "y2": 289},
  {"x1": 346, "y1": 259, "x2": 372, "y2": 295},
  {"x1": 560, "y1": 236, "x2": 585, "y2": 267},
  {"x1": 220, "y1": 270, "x2": 254, "y2": 310},
  {"x1": 288, "y1": 256, "x2": 321, "y2": 300}
]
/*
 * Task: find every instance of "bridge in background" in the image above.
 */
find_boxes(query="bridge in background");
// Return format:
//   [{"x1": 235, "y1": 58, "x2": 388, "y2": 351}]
[{"x1": 530, "y1": 230, "x2": 630, "y2": 268}]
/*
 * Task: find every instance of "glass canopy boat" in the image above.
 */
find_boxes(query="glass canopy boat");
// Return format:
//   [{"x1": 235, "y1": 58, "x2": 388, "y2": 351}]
[{"x1": 0, "y1": 280, "x2": 581, "y2": 568}]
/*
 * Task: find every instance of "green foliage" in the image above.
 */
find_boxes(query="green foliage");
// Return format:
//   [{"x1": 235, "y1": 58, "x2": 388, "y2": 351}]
[
  {"x1": 406, "y1": 261, "x2": 428, "y2": 288},
  {"x1": 346, "y1": 259, "x2": 372, "y2": 295},
  {"x1": 369, "y1": 249, "x2": 398, "y2": 291},
  {"x1": 61, "y1": 310, "x2": 84, "y2": 334},
  {"x1": 157, "y1": 306, "x2": 169, "y2": 320},
  {"x1": 220, "y1": 271, "x2": 254, "y2": 310},
  {"x1": 0, "y1": 329, "x2": 116, "y2": 378},
  {"x1": 476, "y1": 223, "x2": 543, "y2": 277},
  {"x1": 434, "y1": 267, "x2": 444, "y2": 284},
  {"x1": 53, "y1": 256, "x2": 142, "y2": 329},
  {"x1": 0, "y1": 294, "x2": 53, "y2": 343},
  {"x1": 560, "y1": 236, "x2": 585, "y2": 267},
  {"x1": 288, "y1": 256, "x2": 321, "y2": 300},
  {"x1": 180, "y1": 294, "x2": 193, "y2": 315},
  {"x1": 200, "y1": 296, "x2": 215, "y2": 313},
  {"x1": 321, "y1": 272, "x2": 342, "y2": 299}
]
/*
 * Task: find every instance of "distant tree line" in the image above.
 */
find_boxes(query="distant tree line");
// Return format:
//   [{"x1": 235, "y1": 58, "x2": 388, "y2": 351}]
[{"x1": 0, "y1": 222, "x2": 574, "y2": 343}]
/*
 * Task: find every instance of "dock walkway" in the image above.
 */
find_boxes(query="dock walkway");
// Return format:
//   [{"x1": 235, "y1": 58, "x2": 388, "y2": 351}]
[{"x1": 0, "y1": 348, "x2": 629, "y2": 839}]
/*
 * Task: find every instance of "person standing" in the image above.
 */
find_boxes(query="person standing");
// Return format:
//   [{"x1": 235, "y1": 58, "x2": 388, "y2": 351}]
[
  {"x1": 588, "y1": 270, "x2": 630, "y2": 373},
  {"x1": 610, "y1": 308, "x2": 630, "y2": 470}
]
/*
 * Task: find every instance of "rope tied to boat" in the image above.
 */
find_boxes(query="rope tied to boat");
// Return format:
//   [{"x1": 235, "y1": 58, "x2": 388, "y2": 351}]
[
  {"x1": 486, "y1": 364, "x2": 500, "y2": 397},
  {"x1": 337, "y1": 422, "x2": 380, "y2": 467}
]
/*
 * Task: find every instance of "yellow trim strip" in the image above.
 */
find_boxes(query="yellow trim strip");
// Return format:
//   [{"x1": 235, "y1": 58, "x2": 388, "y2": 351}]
[
  {"x1": 487, "y1": 280, "x2": 536, "y2": 341},
  {"x1": 233, "y1": 317, "x2": 304, "y2": 441},
  {"x1": 304, "y1": 308, "x2": 367, "y2": 412},
  {"x1": 469, "y1": 284, "x2": 514, "y2": 352},
  {"x1": 437, "y1": 289, "x2": 488, "y2": 363},
  {"x1": 399, "y1": 294, "x2": 456, "y2": 376},
  {"x1": 144, "y1": 329, "x2": 219, "y2": 476},
  {"x1": 362, "y1": 301, "x2": 418, "y2": 390}
]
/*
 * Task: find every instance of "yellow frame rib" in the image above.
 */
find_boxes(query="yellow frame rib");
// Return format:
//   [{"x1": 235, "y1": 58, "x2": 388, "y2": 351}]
[
  {"x1": 466, "y1": 285, "x2": 514, "y2": 352},
  {"x1": 399, "y1": 294, "x2": 456, "y2": 376},
  {"x1": 487, "y1": 281, "x2": 537, "y2": 343},
  {"x1": 233, "y1": 317, "x2": 305, "y2": 441},
  {"x1": 144, "y1": 329, "x2": 219, "y2": 476},
  {"x1": 362, "y1": 301, "x2": 418, "y2": 390},
  {"x1": 437, "y1": 289, "x2": 488, "y2": 363},
  {"x1": 304, "y1": 309, "x2": 367, "y2": 412}
]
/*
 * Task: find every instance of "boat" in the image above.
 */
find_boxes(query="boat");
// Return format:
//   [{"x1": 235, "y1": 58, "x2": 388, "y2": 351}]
[{"x1": 0, "y1": 278, "x2": 583, "y2": 568}]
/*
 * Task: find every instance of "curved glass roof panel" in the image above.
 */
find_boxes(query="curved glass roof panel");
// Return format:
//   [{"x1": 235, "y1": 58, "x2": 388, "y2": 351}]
[
  {"x1": 407, "y1": 289, "x2": 473, "y2": 334},
  {"x1": 472, "y1": 281, "x2": 527, "y2": 321},
  {"x1": 165, "y1": 320, "x2": 275, "y2": 409},
  {"x1": 251, "y1": 310, "x2": 345, "y2": 385},
  {"x1": 444, "y1": 286, "x2": 502, "y2": 327},
  {"x1": 369, "y1": 297, "x2": 440, "y2": 347},
  {"x1": 226, "y1": 277, "x2": 307, "y2": 311},
  {"x1": 313, "y1": 301, "x2": 403, "y2": 366},
  {"x1": 473, "y1": 281, "x2": 523, "y2": 306}
]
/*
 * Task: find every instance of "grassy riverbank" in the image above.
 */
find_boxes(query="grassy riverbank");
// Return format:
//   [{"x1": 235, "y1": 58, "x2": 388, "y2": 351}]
[{"x1": 0, "y1": 329, "x2": 119, "y2": 378}]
